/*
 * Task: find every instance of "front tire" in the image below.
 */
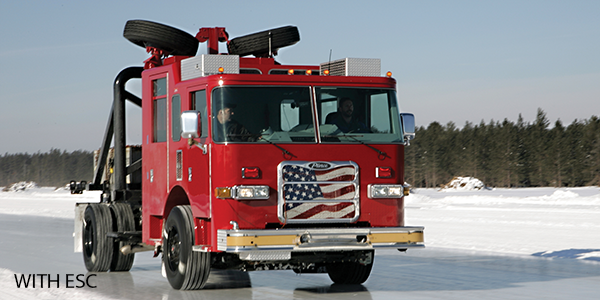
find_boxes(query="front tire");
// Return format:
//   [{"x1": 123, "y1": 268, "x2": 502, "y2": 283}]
[
  {"x1": 83, "y1": 204, "x2": 114, "y2": 272},
  {"x1": 163, "y1": 205, "x2": 211, "y2": 290},
  {"x1": 327, "y1": 251, "x2": 374, "y2": 284}
]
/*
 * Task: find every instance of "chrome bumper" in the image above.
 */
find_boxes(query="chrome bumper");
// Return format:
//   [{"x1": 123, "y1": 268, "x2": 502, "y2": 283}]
[{"x1": 216, "y1": 226, "x2": 424, "y2": 255}]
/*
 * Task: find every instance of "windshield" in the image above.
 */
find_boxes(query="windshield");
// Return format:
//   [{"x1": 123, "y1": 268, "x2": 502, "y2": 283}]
[
  {"x1": 212, "y1": 86, "x2": 315, "y2": 143},
  {"x1": 316, "y1": 87, "x2": 402, "y2": 143},
  {"x1": 210, "y1": 86, "x2": 402, "y2": 143}
]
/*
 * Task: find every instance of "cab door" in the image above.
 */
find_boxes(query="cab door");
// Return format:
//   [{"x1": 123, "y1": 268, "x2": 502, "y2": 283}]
[
  {"x1": 142, "y1": 73, "x2": 169, "y2": 242},
  {"x1": 180, "y1": 88, "x2": 211, "y2": 219}
]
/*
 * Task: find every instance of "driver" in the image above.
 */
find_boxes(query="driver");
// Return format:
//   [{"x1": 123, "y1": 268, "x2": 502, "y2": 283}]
[
  {"x1": 327, "y1": 97, "x2": 369, "y2": 133},
  {"x1": 213, "y1": 102, "x2": 252, "y2": 142}
]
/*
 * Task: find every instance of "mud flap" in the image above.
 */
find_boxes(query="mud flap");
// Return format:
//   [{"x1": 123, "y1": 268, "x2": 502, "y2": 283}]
[{"x1": 73, "y1": 203, "x2": 89, "y2": 252}]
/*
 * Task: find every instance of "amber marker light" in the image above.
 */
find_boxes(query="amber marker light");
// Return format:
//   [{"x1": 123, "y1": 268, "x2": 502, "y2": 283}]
[
  {"x1": 218, "y1": 67, "x2": 224, "y2": 73},
  {"x1": 323, "y1": 69, "x2": 330, "y2": 75},
  {"x1": 288, "y1": 69, "x2": 294, "y2": 75},
  {"x1": 306, "y1": 69, "x2": 312, "y2": 75},
  {"x1": 215, "y1": 187, "x2": 232, "y2": 199},
  {"x1": 386, "y1": 71, "x2": 392, "y2": 78}
]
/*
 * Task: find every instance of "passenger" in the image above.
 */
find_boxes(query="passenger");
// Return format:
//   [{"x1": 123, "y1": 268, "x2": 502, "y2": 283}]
[
  {"x1": 213, "y1": 102, "x2": 253, "y2": 142},
  {"x1": 327, "y1": 97, "x2": 369, "y2": 133}
]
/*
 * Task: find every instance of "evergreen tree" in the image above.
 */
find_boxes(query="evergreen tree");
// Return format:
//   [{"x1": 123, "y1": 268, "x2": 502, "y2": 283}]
[
  {"x1": 548, "y1": 120, "x2": 567, "y2": 186},
  {"x1": 531, "y1": 108, "x2": 551, "y2": 186}
]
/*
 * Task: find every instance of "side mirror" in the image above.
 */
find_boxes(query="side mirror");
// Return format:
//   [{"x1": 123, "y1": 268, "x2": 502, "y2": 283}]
[
  {"x1": 181, "y1": 110, "x2": 207, "y2": 154},
  {"x1": 400, "y1": 113, "x2": 415, "y2": 145},
  {"x1": 181, "y1": 110, "x2": 201, "y2": 139}
]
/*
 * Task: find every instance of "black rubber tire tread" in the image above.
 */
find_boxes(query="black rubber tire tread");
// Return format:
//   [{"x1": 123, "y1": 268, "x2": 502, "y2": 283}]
[
  {"x1": 123, "y1": 20, "x2": 199, "y2": 56},
  {"x1": 163, "y1": 205, "x2": 211, "y2": 290},
  {"x1": 327, "y1": 251, "x2": 374, "y2": 284},
  {"x1": 83, "y1": 204, "x2": 114, "y2": 272},
  {"x1": 109, "y1": 203, "x2": 136, "y2": 271},
  {"x1": 227, "y1": 25, "x2": 300, "y2": 57}
]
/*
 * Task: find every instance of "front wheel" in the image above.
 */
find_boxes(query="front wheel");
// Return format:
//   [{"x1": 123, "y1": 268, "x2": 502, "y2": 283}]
[
  {"x1": 327, "y1": 250, "x2": 374, "y2": 284},
  {"x1": 163, "y1": 205, "x2": 211, "y2": 290}
]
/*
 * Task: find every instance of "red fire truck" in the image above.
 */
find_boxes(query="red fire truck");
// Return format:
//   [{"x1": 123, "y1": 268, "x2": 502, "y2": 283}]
[{"x1": 74, "y1": 20, "x2": 423, "y2": 290}]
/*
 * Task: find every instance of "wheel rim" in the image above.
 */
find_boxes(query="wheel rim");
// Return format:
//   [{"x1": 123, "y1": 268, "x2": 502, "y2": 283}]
[
  {"x1": 83, "y1": 217, "x2": 95, "y2": 258},
  {"x1": 166, "y1": 226, "x2": 181, "y2": 271}
]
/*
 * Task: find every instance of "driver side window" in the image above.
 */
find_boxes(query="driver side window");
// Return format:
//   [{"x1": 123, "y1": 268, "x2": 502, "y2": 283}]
[{"x1": 191, "y1": 90, "x2": 208, "y2": 138}]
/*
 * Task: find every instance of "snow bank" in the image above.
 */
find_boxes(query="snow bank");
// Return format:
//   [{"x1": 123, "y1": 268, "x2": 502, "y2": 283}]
[
  {"x1": 1, "y1": 181, "x2": 39, "y2": 192},
  {"x1": 440, "y1": 176, "x2": 487, "y2": 191}
]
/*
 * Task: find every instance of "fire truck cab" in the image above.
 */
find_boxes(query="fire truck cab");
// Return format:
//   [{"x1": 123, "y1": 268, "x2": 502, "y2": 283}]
[{"x1": 75, "y1": 20, "x2": 423, "y2": 290}]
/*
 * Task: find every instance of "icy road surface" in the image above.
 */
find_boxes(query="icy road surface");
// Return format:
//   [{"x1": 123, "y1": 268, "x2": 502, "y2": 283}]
[{"x1": 1, "y1": 186, "x2": 599, "y2": 299}]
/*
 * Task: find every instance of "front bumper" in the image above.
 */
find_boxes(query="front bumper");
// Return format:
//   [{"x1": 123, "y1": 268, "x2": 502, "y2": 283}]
[{"x1": 216, "y1": 226, "x2": 424, "y2": 256}]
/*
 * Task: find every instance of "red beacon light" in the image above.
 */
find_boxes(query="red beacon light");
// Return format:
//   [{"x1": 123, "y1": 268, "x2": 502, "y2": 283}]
[
  {"x1": 242, "y1": 167, "x2": 261, "y2": 179},
  {"x1": 376, "y1": 166, "x2": 393, "y2": 178}
]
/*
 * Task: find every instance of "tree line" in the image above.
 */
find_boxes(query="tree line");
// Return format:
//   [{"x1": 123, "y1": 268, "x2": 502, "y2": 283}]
[
  {"x1": 0, "y1": 149, "x2": 93, "y2": 187},
  {"x1": 405, "y1": 109, "x2": 600, "y2": 188}
]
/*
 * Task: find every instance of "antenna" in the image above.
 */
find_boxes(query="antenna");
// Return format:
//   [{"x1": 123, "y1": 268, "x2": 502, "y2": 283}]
[
  {"x1": 327, "y1": 49, "x2": 332, "y2": 74},
  {"x1": 268, "y1": 31, "x2": 273, "y2": 57}
]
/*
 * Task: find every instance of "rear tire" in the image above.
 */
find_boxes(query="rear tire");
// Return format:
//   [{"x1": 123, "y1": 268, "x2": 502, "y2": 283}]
[
  {"x1": 83, "y1": 204, "x2": 114, "y2": 272},
  {"x1": 327, "y1": 251, "x2": 374, "y2": 284},
  {"x1": 123, "y1": 20, "x2": 199, "y2": 56},
  {"x1": 163, "y1": 205, "x2": 211, "y2": 290},
  {"x1": 227, "y1": 26, "x2": 300, "y2": 57},
  {"x1": 109, "y1": 203, "x2": 136, "y2": 271}
]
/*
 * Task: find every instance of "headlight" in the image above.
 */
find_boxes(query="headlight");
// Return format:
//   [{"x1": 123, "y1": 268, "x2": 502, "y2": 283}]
[
  {"x1": 368, "y1": 184, "x2": 405, "y2": 198},
  {"x1": 232, "y1": 185, "x2": 270, "y2": 200}
]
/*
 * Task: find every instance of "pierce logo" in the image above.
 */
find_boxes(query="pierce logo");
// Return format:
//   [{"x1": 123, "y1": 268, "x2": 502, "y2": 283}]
[{"x1": 308, "y1": 162, "x2": 331, "y2": 170}]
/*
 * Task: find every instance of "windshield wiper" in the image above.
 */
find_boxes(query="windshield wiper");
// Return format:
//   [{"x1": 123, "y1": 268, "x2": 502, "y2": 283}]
[{"x1": 259, "y1": 137, "x2": 296, "y2": 159}]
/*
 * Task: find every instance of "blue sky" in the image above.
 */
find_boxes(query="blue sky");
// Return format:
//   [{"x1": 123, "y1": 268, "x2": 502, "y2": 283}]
[{"x1": 1, "y1": 0, "x2": 598, "y2": 153}]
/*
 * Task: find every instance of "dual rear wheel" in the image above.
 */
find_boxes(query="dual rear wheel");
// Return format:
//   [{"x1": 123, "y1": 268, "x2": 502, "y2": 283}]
[{"x1": 82, "y1": 203, "x2": 135, "y2": 272}]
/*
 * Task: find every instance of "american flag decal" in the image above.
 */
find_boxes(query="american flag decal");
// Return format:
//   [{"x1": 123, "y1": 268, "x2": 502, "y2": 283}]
[{"x1": 278, "y1": 162, "x2": 359, "y2": 223}]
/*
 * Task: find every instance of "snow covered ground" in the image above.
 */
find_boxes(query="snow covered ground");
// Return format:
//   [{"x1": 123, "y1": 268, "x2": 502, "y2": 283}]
[
  {"x1": 406, "y1": 186, "x2": 600, "y2": 261},
  {"x1": 1, "y1": 184, "x2": 599, "y2": 262}
]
